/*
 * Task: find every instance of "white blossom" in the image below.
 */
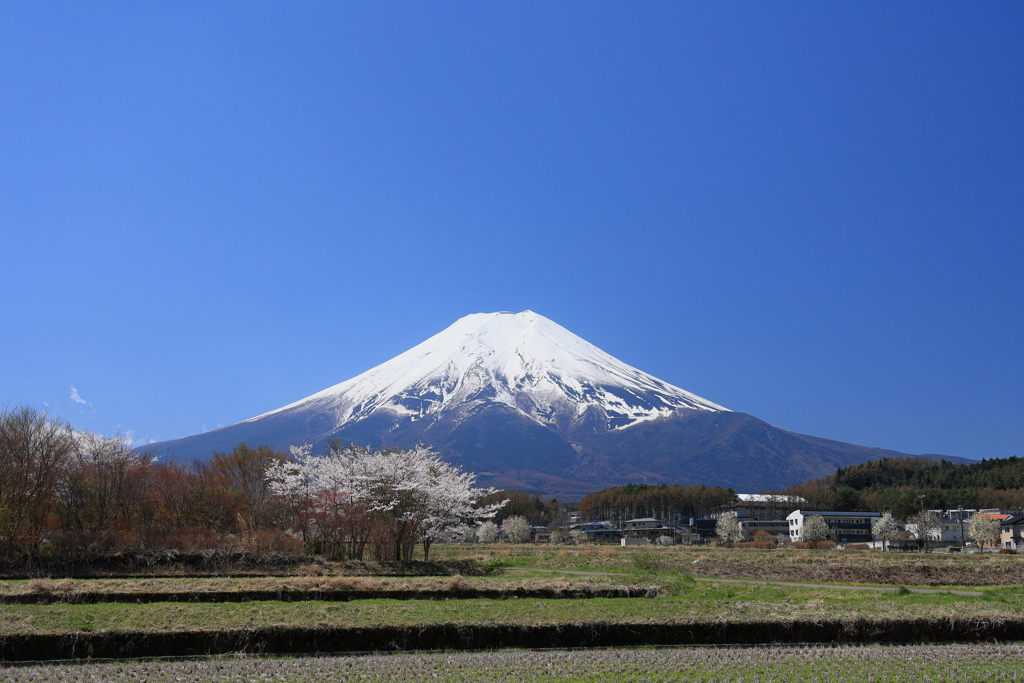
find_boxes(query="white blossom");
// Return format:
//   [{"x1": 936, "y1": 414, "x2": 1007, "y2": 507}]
[{"x1": 267, "y1": 443, "x2": 506, "y2": 561}]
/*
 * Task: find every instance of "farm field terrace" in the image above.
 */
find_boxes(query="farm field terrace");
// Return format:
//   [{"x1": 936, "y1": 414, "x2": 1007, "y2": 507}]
[
  {"x1": 0, "y1": 576, "x2": 1020, "y2": 635},
  {"x1": 2, "y1": 644, "x2": 1023, "y2": 682},
  {"x1": 434, "y1": 543, "x2": 1024, "y2": 588}
]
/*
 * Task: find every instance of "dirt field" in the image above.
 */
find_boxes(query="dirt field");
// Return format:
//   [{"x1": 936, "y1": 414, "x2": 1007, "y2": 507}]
[{"x1": 2, "y1": 644, "x2": 1022, "y2": 682}]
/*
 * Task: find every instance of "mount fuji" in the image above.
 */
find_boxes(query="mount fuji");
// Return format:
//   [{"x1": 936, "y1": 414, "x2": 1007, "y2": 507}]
[{"x1": 147, "y1": 311, "x2": 955, "y2": 496}]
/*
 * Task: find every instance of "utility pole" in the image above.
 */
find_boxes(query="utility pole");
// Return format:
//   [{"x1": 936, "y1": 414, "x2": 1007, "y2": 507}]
[
  {"x1": 919, "y1": 495, "x2": 925, "y2": 512},
  {"x1": 958, "y1": 506, "x2": 965, "y2": 550}
]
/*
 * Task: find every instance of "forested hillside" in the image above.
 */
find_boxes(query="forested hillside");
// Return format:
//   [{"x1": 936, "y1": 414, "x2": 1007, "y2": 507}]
[{"x1": 781, "y1": 456, "x2": 1024, "y2": 518}]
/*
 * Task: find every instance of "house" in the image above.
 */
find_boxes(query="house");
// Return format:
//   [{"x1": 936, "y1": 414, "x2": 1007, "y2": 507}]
[
  {"x1": 623, "y1": 518, "x2": 679, "y2": 541},
  {"x1": 686, "y1": 518, "x2": 718, "y2": 542},
  {"x1": 1000, "y1": 515, "x2": 1024, "y2": 551},
  {"x1": 786, "y1": 510, "x2": 881, "y2": 544},
  {"x1": 624, "y1": 518, "x2": 661, "y2": 531},
  {"x1": 933, "y1": 509, "x2": 976, "y2": 546},
  {"x1": 580, "y1": 522, "x2": 624, "y2": 543},
  {"x1": 903, "y1": 509, "x2": 977, "y2": 547}
]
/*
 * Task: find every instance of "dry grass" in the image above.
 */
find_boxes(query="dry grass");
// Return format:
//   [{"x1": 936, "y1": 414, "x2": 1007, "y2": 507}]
[{"x1": 0, "y1": 574, "x2": 659, "y2": 604}]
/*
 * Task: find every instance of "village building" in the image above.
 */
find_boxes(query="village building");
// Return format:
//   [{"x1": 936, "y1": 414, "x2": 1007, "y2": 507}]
[
  {"x1": 579, "y1": 522, "x2": 624, "y2": 543},
  {"x1": 786, "y1": 510, "x2": 881, "y2": 544},
  {"x1": 1000, "y1": 515, "x2": 1024, "y2": 551},
  {"x1": 622, "y1": 518, "x2": 679, "y2": 541}
]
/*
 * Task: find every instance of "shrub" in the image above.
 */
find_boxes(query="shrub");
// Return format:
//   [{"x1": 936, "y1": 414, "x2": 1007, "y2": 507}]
[
  {"x1": 793, "y1": 540, "x2": 836, "y2": 550},
  {"x1": 239, "y1": 529, "x2": 304, "y2": 555},
  {"x1": 724, "y1": 541, "x2": 775, "y2": 550},
  {"x1": 630, "y1": 549, "x2": 664, "y2": 573},
  {"x1": 999, "y1": 548, "x2": 1019, "y2": 555}
]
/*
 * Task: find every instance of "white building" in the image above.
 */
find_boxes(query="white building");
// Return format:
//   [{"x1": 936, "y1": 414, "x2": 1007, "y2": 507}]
[{"x1": 786, "y1": 510, "x2": 881, "y2": 544}]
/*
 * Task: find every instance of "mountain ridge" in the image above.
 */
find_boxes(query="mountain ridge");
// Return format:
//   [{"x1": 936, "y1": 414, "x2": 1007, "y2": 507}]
[{"x1": 145, "y1": 311, "x2": 963, "y2": 496}]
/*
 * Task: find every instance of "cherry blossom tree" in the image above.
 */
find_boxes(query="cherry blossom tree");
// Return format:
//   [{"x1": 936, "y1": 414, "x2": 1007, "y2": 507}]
[
  {"x1": 801, "y1": 514, "x2": 831, "y2": 544},
  {"x1": 267, "y1": 442, "x2": 505, "y2": 561},
  {"x1": 872, "y1": 511, "x2": 899, "y2": 551},
  {"x1": 501, "y1": 515, "x2": 531, "y2": 543},
  {"x1": 715, "y1": 511, "x2": 745, "y2": 543},
  {"x1": 476, "y1": 521, "x2": 498, "y2": 543},
  {"x1": 968, "y1": 514, "x2": 1000, "y2": 552}
]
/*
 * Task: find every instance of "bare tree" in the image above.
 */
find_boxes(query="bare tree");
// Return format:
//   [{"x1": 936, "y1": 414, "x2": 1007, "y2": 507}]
[
  {"x1": 53, "y1": 431, "x2": 154, "y2": 551},
  {"x1": 968, "y1": 514, "x2": 1001, "y2": 553},
  {"x1": 907, "y1": 511, "x2": 942, "y2": 552},
  {"x1": 211, "y1": 443, "x2": 287, "y2": 535},
  {"x1": 0, "y1": 407, "x2": 77, "y2": 557}
]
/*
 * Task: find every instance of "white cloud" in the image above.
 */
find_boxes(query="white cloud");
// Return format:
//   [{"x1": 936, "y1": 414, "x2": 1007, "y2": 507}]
[{"x1": 69, "y1": 386, "x2": 87, "y2": 405}]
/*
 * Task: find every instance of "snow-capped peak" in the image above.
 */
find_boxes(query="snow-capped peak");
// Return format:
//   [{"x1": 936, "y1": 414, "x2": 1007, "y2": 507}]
[{"x1": 248, "y1": 311, "x2": 727, "y2": 433}]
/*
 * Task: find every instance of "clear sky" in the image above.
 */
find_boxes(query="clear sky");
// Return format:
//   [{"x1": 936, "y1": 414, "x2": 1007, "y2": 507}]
[{"x1": 1, "y1": 3, "x2": 1021, "y2": 461}]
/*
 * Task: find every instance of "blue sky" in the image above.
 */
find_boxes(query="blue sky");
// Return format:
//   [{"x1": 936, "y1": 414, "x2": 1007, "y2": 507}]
[{"x1": 1, "y1": 3, "x2": 1021, "y2": 461}]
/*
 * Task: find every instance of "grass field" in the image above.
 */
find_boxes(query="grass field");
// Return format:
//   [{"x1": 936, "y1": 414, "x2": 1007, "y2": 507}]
[{"x1": 2, "y1": 644, "x2": 1022, "y2": 682}]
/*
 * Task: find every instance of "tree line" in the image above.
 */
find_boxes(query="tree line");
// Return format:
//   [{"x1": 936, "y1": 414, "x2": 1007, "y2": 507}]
[
  {"x1": 780, "y1": 456, "x2": 1024, "y2": 518},
  {"x1": 0, "y1": 407, "x2": 503, "y2": 563},
  {"x1": 579, "y1": 483, "x2": 736, "y2": 521}
]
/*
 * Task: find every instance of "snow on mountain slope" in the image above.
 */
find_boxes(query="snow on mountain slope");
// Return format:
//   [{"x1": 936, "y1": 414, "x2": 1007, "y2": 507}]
[
  {"x1": 247, "y1": 310, "x2": 727, "y2": 436},
  {"x1": 144, "y1": 310, "x2": 964, "y2": 495}
]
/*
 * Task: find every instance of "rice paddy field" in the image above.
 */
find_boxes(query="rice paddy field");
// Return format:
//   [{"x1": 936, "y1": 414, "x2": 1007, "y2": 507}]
[
  {"x1": 433, "y1": 543, "x2": 1024, "y2": 587},
  {"x1": 1, "y1": 544, "x2": 1023, "y2": 678},
  {"x1": 0, "y1": 578, "x2": 1021, "y2": 635},
  {"x1": 2, "y1": 644, "x2": 1022, "y2": 682}
]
